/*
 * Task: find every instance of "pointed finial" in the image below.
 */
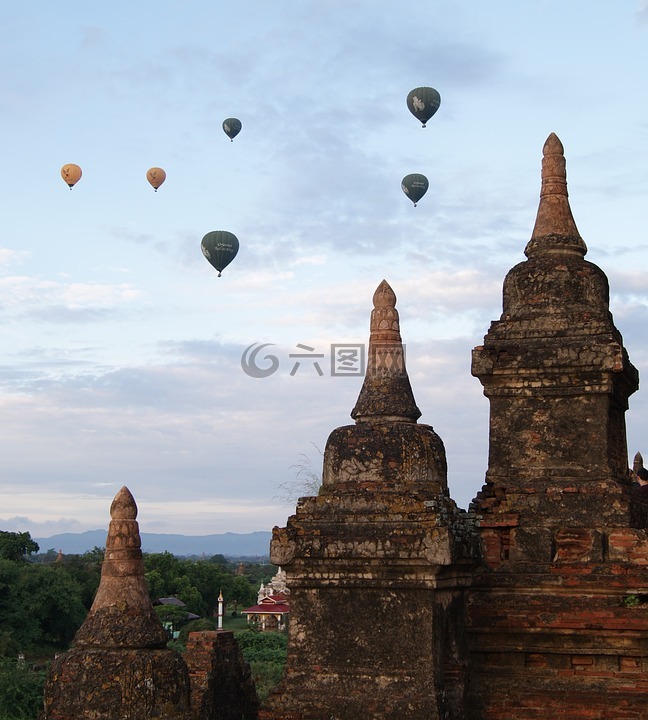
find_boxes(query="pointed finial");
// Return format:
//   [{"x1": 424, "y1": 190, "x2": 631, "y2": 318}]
[
  {"x1": 634, "y1": 451, "x2": 644, "y2": 474},
  {"x1": 524, "y1": 133, "x2": 587, "y2": 258},
  {"x1": 110, "y1": 486, "x2": 137, "y2": 520},
  {"x1": 370, "y1": 280, "x2": 400, "y2": 342},
  {"x1": 351, "y1": 280, "x2": 421, "y2": 422}
]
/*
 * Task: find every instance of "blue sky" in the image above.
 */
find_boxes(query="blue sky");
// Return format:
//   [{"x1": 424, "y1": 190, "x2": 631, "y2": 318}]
[{"x1": 1, "y1": 1, "x2": 647, "y2": 537}]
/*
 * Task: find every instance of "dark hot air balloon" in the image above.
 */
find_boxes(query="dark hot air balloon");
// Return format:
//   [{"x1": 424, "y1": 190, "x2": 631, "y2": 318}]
[
  {"x1": 146, "y1": 167, "x2": 166, "y2": 191},
  {"x1": 61, "y1": 164, "x2": 82, "y2": 189},
  {"x1": 222, "y1": 118, "x2": 242, "y2": 142},
  {"x1": 401, "y1": 173, "x2": 429, "y2": 207},
  {"x1": 406, "y1": 87, "x2": 441, "y2": 127},
  {"x1": 201, "y1": 231, "x2": 239, "y2": 276}
]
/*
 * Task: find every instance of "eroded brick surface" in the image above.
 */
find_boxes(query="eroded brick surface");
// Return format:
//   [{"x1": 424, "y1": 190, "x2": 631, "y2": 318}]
[
  {"x1": 261, "y1": 281, "x2": 480, "y2": 720},
  {"x1": 467, "y1": 134, "x2": 647, "y2": 719},
  {"x1": 40, "y1": 488, "x2": 193, "y2": 720},
  {"x1": 185, "y1": 631, "x2": 259, "y2": 720}
]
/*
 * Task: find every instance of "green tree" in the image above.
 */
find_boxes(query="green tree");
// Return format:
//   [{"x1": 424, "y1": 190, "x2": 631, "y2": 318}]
[
  {"x1": 241, "y1": 562, "x2": 275, "y2": 589},
  {"x1": 83, "y1": 546, "x2": 106, "y2": 565},
  {"x1": 236, "y1": 629, "x2": 287, "y2": 705},
  {"x1": 142, "y1": 552, "x2": 256, "y2": 618},
  {"x1": 0, "y1": 656, "x2": 46, "y2": 719},
  {"x1": 249, "y1": 661, "x2": 284, "y2": 706},
  {"x1": 0, "y1": 560, "x2": 21, "y2": 655},
  {"x1": 0, "y1": 531, "x2": 39, "y2": 562},
  {"x1": 184, "y1": 561, "x2": 232, "y2": 616},
  {"x1": 174, "y1": 576, "x2": 203, "y2": 615},
  {"x1": 58, "y1": 550, "x2": 103, "y2": 609},
  {"x1": 154, "y1": 603, "x2": 191, "y2": 638},
  {"x1": 20, "y1": 564, "x2": 87, "y2": 647},
  {"x1": 32, "y1": 548, "x2": 59, "y2": 564},
  {"x1": 0, "y1": 560, "x2": 87, "y2": 652},
  {"x1": 144, "y1": 551, "x2": 182, "y2": 581},
  {"x1": 143, "y1": 552, "x2": 183, "y2": 600},
  {"x1": 145, "y1": 569, "x2": 167, "y2": 601},
  {"x1": 230, "y1": 575, "x2": 256, "y2": 613},
  {"x1": 237, "y1": 629, "x2": 287, "y2": 662}
]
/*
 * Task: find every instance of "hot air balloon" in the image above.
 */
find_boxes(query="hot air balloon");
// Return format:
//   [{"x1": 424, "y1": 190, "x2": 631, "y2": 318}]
[
  {"x1": 146, "y1": 167, "x2": 166, "y2": 192},
  {"x1": 406, "y1": 87, "x2": 441, "y2": 128},
  {"x1": 401, "y1": 173, "x2": 429, "y2": 207},
  {"x1": 222, "y1": 118, "x2": 242, "y2": 142},
  {"x1": 61, "y1": 164, "x2": 82, "y2": 189},
  {"x1": 201, "y1": 231, "x2": 239, "y2": 277}
]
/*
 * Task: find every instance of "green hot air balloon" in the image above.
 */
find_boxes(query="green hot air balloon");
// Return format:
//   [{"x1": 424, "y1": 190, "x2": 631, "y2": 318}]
[
  {"x1": 406, "y1": 87, "x2": 441, "y2": 128},
  {"x1": 401, "y1": 173, "x2": 429, "y2": 207},
  {"x1": 222, "y1": 118, "x2": 242, "y2": 142},
  {"x1": 201, "y1": 231, "x2": 240, "y2": 276}
]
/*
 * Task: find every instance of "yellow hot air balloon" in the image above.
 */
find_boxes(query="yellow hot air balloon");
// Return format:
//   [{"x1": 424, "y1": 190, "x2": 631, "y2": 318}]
[
  {"x1": 146, "y1": 167, "x2": 166, "y2": 192},
  {"x1": 61, "y1": 164, "x2": 82, "y2": 190}
]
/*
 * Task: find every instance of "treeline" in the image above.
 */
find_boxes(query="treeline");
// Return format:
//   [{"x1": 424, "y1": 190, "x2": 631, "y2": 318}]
[
  {"x1": 0, "y1": 530, "x2": 284, "y2": 717},
  {"x1": 0, "y1": 531, "x2": 269, "y2": 659}
]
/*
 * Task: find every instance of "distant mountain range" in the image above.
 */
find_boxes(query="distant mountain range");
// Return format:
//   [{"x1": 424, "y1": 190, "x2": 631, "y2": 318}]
[{"x1": 33, "y1": 530, "x2": 273, "y2": 558}]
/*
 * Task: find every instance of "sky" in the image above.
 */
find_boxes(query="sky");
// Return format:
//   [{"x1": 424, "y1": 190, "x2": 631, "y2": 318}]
[{"x1": 1, "y1": 1, "x2": 648, "y2": 539}]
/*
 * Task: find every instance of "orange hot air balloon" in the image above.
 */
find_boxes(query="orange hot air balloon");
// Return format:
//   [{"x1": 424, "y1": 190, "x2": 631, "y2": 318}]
[
  {"x1": 146, "y1": 167, "x2": 166, "y2": 192},
  {"x1": 61, "y1": 164, "x2": 82, "y2": 190}
]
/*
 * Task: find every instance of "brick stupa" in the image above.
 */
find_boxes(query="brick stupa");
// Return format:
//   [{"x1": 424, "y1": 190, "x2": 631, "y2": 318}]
[
  {"x1": 468, "y1": 134, "x2": 648, "y2": 718},
  {"x1": 262, "y1": 280, "x2": 480, "y2": 720},
  {"x1": 41, "y1": 487, "x2": 193, "y2": 720}
]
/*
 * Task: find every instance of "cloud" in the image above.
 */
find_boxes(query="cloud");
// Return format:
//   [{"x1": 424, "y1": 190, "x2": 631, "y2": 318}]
[
  {"x1": 0, "y1": 275, "x2": 142, "y2": 323},
  {"x1": 108, "y1": 226, "x2": 169, "y2": 254},
  {"x1": 0, "y1": 514, "x2": 85, "y2": 537},
  {"x1": 0, "y1": 247, "x2": 30, "y2": 270},
  {"x1": 637, "y1": 0, "x2": 648, "y2": 24},
  {"x1": 0, "y1": 318, "x2": 490, "y2": 532}
]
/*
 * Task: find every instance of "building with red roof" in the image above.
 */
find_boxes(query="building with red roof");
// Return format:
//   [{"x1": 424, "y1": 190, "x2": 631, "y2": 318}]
[{"x1": 242, "y1": 593, "x2": 290, "y2": 631}]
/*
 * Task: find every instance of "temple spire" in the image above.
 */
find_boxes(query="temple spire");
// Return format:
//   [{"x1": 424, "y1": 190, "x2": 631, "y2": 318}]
[
  {"x1": 634, "y1": 451, "x2": 644, "y2": 474},
  {"x1": 351, "y1": 280, "x2": 421, "y2": 422},
  {"x1": 73, "y1": 486, "x2": 168, "y2": 647},
  {"x1": 41, "y1": 486, "x2": 194, "y2": 718},
  {"x1": 524, "y1": 132, "x2": 587, "y2": 258}
]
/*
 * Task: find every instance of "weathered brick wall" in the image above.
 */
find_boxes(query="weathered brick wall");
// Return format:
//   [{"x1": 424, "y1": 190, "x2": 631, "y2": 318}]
[
  {"x1": 184, "y1": 630, "x2": 259, "y2": 720},
  {"x1": 467, "y1": 135, "x2": 647, "y2": 719},
  {"x1": 609, "y1": 528, "x2": 648, "y2": 564},
  {"x1": 263, "y1": 486, "x2": 479, "y2": 720},
  {"x1": 261, "y1": 281, "x2": 481, "y2": 720},
  {"x1": 466, "y1": 536, "x2": 648, "y2": 719},
  {"x1": 42, "y1": 648, "x2": 192, "y2": 720}
]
